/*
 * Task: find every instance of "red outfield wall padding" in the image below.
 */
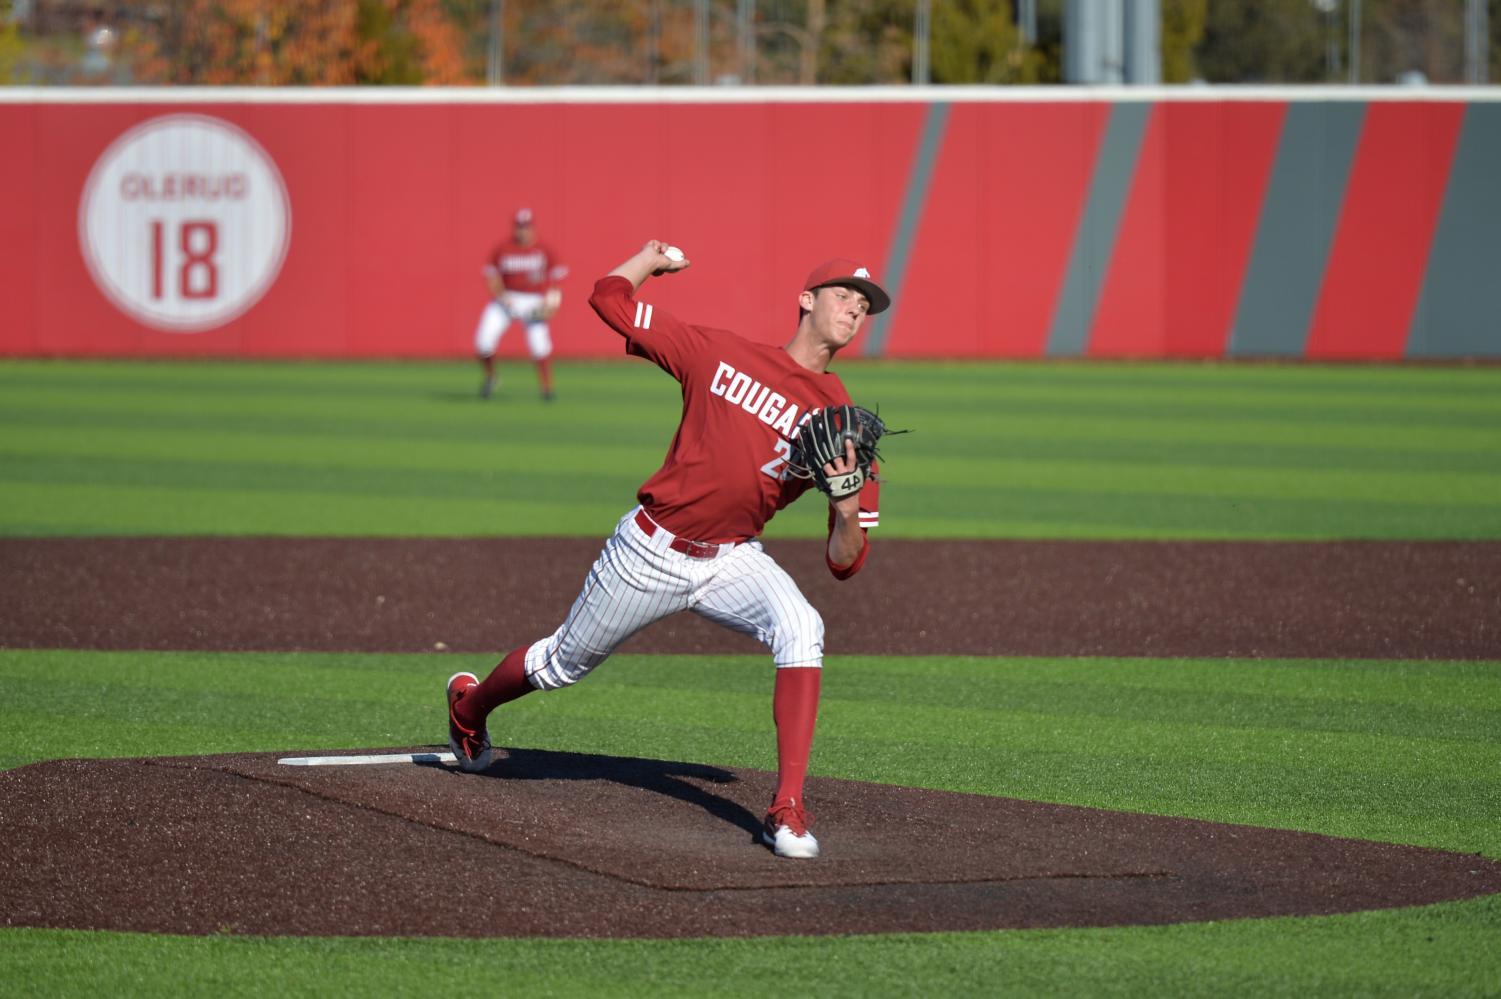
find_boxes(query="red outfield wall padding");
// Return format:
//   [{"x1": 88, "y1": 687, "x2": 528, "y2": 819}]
[
  {"x1": 884, "y1": 102, "x2": 1109, "y2": 358},
  {"x1": 1088, "y1": 101, "x2": 1286, "y2": 358},
  {"x1": 0, "y1": 105, "x2": 39, "y2": 350},
  {"x1": 1303, "y1": 102, "x2": 1466, "y2": 360},
  {"x1": 0, "y1": 96, "x2": 1487, "y2": 360}
]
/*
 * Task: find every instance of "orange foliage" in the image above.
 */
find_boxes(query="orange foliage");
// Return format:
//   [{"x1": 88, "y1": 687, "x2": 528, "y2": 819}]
[{"x1": 109, "y1": 0, "x2": 474, "y2": 86}]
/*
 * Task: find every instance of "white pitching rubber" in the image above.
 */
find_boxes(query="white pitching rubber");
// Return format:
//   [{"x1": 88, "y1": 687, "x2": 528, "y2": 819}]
[{"x1": 277, "y1": 752, "x2": 457, "y2": 766}]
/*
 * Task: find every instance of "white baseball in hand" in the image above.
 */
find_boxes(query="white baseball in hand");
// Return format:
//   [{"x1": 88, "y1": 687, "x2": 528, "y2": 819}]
[{"x1": 663, "y1": 246, "x2": 685, "y2": 262}]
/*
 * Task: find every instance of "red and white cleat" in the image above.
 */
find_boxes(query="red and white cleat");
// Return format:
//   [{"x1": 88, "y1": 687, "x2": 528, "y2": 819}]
[
  {"x1": 762, "y1": 797, "x2": 819, "y2": 859},
  {"x1": 445, "y1": 671, "x2": 494, "y2": 773}
]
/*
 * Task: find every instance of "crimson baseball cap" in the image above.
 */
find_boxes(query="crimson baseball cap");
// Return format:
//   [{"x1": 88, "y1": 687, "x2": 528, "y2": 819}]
[
  {"x1": 514, "y1": 207, "x2": 534, "y2": 226},
  {"x1": 803, "y1": 258, "x2": 890, "y2": 315}
]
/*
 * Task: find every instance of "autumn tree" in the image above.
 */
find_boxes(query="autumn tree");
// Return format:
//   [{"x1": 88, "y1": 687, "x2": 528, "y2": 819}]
[
  {"x1": 817, "y1": 1, "x2": 1064, "y2": 86},
  {"x1": 929, "y1": 0, "x2": 1027, "y2": 84},
  {"x1": 1162, "y1": 0, "x2": 1207, "y2": 83},
  {"x1": 9, "y1": 0, "x2": 1486, "y2": 88},
  {"x1": 817, "y1": 0, "x2": 916, "y2": 83},
  {"x1": 0, "y1": 14, "x2": 27, "y2": 83},
  {"x1": 1361, "y1": 0, "x2": 1472, "y2": 83},
  {"x1": 4, "y1": 0, "x2": 470, "y2": 85},
  {"x1": 1193, "y1": 0, "x2": 1331, "y2": 82}
]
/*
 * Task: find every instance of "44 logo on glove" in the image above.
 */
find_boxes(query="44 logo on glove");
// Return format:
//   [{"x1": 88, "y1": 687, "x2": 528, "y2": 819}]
[
  {"x1": 787, "y1": 404, "x2": 907, "y2": 501},
  {"x1": 826, "y1": 469, "x2": 866, "y2": 501}
]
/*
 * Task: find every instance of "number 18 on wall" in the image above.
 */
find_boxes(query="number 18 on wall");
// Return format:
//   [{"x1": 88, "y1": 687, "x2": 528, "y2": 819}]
[
  {"x1": 151, "y1": 219, "x2": 220, "y2": 302},
  {"x1": 79, "y1": 114, "x2": 290, "y2": 333}
]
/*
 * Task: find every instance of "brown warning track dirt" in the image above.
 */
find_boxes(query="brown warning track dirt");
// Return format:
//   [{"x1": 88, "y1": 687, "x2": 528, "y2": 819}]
[
  {"x1": 2, "y1": 537, "x2": 1498, "y2": 658},
  {"x1": 2, "y1": 536, "x2": 1499, "y2": 938}
]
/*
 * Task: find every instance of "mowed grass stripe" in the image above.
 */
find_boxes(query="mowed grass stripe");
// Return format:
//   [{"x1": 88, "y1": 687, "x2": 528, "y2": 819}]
[
  {"x1": 8, "y1": 359, "x2": 1501, "y2": 427},
  {"x1": 4, "y1": 359, "x2": 1501, "y2": 539},
  {"x1": 0, "y1": 455, "x2": 643, "y2": 512},
  {"x1": 938, "y1": 434, "x2": 1501, "y2": 475},
  {"x1": 5, "y1": 434, "x2": 1497, "y2": 503},
  {"x1": 875, "y1": 390, "x2": 1501, "y2": 431},
  {"x1": 597, "y1": 654, "x2": 1501, "y2": 742},
  {"x1": 8, "y1": 362, "x2": 1501, "y2": 447},
  {"x1": 0, "y1": 481, "x2": 633, "y2": 536},
  {"x1": 892, "y1": 456, "x2": 1501, "y2": 505},
  {"x1": 8, "y1": 405, "x2": 1501, "y2": 476},
  {"x1": 844, "y1": 357, "x2": 1501, "y2": 405},
  {"x1": 3, "y1": 896, "x2": 1500, "y2": 999},
  {"x1": 3, "y1": 650, "x2": 1497, "y2": 857},
  {"x1": 0, "y1": 402, "x2": 676, "y2": 448},
  {"x1": 899, "y1": 409, "x2": 1501, "y2": 454},
  {"x1": 0, "y1": 358, "x2": 666, "y2": 402},
  {"x1": 5, "y1": 480, "x2": 1497, "y2": 537},
  {"x1": 0, "y1": 366, "x2": 655, "y2": 458},
  {"x1": 6, "y1": 409, "x2": 1496, "y2": 496},
  {"x1": 7, "y1": 377, "x2": 1500, "y2": 431},
  {"x1": 9, "y1": 355, "x2": 1500, "y2": 394},
  {"x1": 5, "y1": 420, "x2": 1497, "y2": 537},
  {"x1": 899, "y1": 491, "x2": 1501, "y2": 540},
  {"x1": 0, "y1": 423, "x2": 669, "y2": 473}
]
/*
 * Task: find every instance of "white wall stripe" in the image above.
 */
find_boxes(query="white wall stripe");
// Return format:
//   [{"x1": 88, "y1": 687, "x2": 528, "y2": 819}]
[{"x1": 7, "y1": 86, "x2": 1500, "y2": 106}]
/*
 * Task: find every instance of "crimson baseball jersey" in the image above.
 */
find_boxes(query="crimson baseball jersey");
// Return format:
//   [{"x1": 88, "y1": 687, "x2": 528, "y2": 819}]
[
  {"x1": 484, "y1": 239, "x2": 566, "y2": 292},
  {"x1": 589, "y1": 275, "x2": 880, "y2": 545}
]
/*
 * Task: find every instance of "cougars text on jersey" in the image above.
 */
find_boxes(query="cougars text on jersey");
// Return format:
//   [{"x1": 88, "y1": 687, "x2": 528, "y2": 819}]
[{"x1": 709, "y1": 361, "x2": 803, "y2": 438}]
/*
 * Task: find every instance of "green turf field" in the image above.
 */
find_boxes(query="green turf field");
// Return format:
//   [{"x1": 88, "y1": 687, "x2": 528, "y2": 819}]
[
  {"x1": 2, "y1": 358, "x2": 1500, "y2": 997},
  {"x1": 2, "y1": 358, "x2": 1499, "y2": 539}
]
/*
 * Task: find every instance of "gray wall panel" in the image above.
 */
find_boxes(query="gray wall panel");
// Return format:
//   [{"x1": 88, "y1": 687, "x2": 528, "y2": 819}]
[
  {"x1": 1227, "y1": 103, "x2": 1366, "y2": 356},
  {"x1": 1407, "y1": 103, "x2": 1501, "y2": 358},
  {"x1": 864, "y1": 102, "x2": 950, "y2": 358},
  {"x1": 1045, "y1": 101, "x2": 1151, "y2": 357}
]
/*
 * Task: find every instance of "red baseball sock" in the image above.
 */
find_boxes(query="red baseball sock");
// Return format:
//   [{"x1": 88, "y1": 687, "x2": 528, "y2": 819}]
[
  {"x1": 455, "y1": 645, "x2": 534, "y2": 728},
  {"x1": 772, "y1": 666, "x2": 821, "y2": 808},
  {"x1": 536, "y1": 357, "x2": 553, "y2": 394}
]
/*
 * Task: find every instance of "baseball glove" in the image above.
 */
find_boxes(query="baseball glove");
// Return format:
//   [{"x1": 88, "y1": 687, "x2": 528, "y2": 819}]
[
  {"x1": 531, "y1": 288, "x2": 563, "y2": 320},
  {"x1": 788, "y1": 404, "x2": 897, "y2": 501}
]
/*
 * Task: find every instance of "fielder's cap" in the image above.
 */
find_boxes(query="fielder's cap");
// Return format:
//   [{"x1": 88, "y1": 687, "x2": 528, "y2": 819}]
[
  {"x1": 514, "y1": 207, "x2": 534, "y2": 226},
  {"x1": 803, "y1": 258, "x2": 890, "y2": 315}
]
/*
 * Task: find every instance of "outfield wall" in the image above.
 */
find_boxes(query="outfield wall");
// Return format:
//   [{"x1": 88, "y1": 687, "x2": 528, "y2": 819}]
[{"x1": 2, "y1": 87, "x2": 1497, "y2": 360}]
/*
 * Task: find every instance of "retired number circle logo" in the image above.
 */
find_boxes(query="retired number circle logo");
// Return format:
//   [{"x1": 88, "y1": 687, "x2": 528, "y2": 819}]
[{"x1": 78, "y1": 113, "x2": 291, "y2": 332}]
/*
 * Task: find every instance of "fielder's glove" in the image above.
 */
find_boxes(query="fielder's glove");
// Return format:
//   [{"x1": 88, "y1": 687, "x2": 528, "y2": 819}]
[
  {"x1": 788, "y1": 404, "x2": 899, "y2": 501},
  {"x1": 534, "y1": 288, "x2": 562, "y2": 320}
]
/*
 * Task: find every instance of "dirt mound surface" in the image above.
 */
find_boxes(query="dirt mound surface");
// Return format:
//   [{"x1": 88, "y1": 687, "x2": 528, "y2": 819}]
[{"x1": 3, "y1": 748, "x2": 1499, "y2": 939}]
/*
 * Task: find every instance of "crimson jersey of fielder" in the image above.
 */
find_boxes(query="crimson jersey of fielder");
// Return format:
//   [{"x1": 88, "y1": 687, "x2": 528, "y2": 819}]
[
  {"x1": 485, "y1": 239, "x2": 566, "y2": 292},
  {"x1": 589, "y1": 275, "x2": 879, "y2": 550}
]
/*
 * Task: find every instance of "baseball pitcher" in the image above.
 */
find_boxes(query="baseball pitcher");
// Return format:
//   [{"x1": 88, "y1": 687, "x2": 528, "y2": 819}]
[{"x1": 447, "y1": 240, "x2": 895, "y2": 859}]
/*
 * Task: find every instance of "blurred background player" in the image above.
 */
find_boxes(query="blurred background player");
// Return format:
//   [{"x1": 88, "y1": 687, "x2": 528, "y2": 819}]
[{"x1": 473, "y1": 207, "x2": 568, "y2": 401}]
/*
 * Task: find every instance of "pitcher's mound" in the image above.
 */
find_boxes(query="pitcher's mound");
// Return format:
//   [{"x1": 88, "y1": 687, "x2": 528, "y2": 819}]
[{"x1": 3, "y1": 747, "x2": 1498, "y2": 938}]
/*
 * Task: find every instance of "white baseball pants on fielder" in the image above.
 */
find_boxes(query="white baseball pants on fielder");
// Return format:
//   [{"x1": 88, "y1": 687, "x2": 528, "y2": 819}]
[
  {"x1": 473, "y1": 292, "x2": 553, "y2": 359},
  {"x1": 524, "y1": 506, "x2": 824, "y2": 690}
]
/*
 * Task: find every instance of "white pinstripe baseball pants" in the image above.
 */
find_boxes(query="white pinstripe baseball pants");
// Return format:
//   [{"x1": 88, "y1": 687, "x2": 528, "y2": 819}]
[{"x1": 524, "y1": 506, "x2": 824, "y2": 690}]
